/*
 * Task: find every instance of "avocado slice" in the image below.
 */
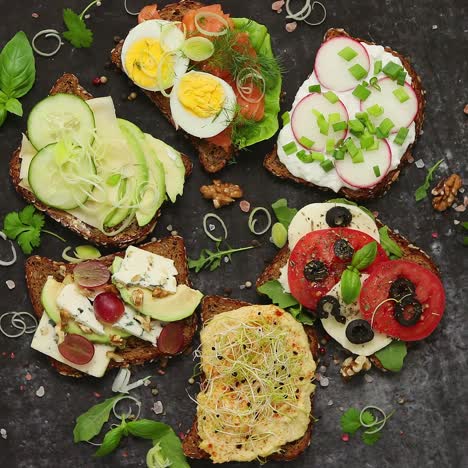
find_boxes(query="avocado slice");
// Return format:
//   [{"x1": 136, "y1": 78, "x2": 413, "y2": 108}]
[
  {"x1": 145, "y1": 134, "x2": 185, "y2": 203},
  {"x1": 118, "y1": 284, "x2": 203, "y2": 322},
  {"x1": 41, "y1": 277, "x2": 130, "y2": 344}
]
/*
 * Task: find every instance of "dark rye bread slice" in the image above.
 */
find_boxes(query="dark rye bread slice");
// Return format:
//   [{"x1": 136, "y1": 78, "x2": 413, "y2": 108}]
[
  {"x1": 182, "y1": 295, "x2": 319, "y2": 462},
  {"x1": 110, "y1": 0, "x2": 235, "y2": 173},
  {"x1": 264, "y1": 28, "x2": 426, "y2": 201},
  {"x1": 25, "y1": 236, "x2": 198, "y2": 378},
  {"x1": 10, "y1": 73, "x2": 193, "y2": 248}
]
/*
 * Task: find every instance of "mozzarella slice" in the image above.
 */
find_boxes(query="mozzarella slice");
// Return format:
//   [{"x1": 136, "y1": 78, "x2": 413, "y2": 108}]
[
  {"x1": 288, "y1": 202, "x2": 379, "y2": 250},
  {"x1": 114, "y1": 306, "x2": 163, "y2": 344},
  {"x1": 31, "y1": 314, "x2": 114, "y2": 378},
  {"x1": 320, "y1": 275, "x2": 391, "y2": 356}
]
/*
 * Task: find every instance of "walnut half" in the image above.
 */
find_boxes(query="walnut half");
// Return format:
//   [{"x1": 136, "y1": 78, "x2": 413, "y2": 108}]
[
  {"x1": 431, "y1": 173, "x2": 463, "y2": 211},
  {"x1": 340, "y1": 355, "x2": 372, "y2": 380},
  {"x1": 200, "y1": 179, "x2": 243, "y2": 209}
]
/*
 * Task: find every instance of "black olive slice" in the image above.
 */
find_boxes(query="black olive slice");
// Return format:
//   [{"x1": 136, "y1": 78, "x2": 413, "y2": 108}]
[
  {"x1": 303, "y1": 260, "x2": 328, "y2": 282},
  {"x1": 333, "y1": 238, "x2": 355, "y2": 261},
  {"x1": 345, "y1": 319, "x2": 374, "y2": 344},
  {"x1": 394, "y1": 296, "x2": 422, "y2": 326},
  {"x1": 316, "y1": 295, "x2": 340, "y2": 318},
  {"x1": 325, "y1": 206, "x2": 352, "y2": 227},
  {"x1": 389, "y1": 278, "x2": 416, "y2": 301},
  {"x1": 335, "y1": 315, "x2": 346, "y2": 324}
]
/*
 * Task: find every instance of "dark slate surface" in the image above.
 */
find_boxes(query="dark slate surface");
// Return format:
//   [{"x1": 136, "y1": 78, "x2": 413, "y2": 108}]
[{"x1": 0, "y1": 1, "x2": 467, "y2": 467}]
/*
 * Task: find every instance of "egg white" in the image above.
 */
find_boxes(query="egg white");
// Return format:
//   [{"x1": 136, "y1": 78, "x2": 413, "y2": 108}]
[
  {"x1": 170, "y1": 71, "x2": 237, "y2": 139},
  {"x1": 121, "y1": 19, "x2": 189, "y2": 92}
]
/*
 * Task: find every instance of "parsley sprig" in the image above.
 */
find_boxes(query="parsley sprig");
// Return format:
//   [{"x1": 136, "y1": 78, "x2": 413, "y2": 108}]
[
  {"x1": 3, "y1": 205, "x2": 65, "y2": 254},
  {"x1": 414, "y1": 159, "x2": 444, "y2": 202},
  {"x1": 62, "y1": 0, "x2": 102, "y2": 48}
]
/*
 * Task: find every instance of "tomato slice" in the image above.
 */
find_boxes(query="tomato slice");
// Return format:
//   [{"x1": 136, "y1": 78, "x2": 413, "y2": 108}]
[
  {"x1": 58, "y1": 334, "x2": 95, "y2": 365},
  {"x1": 359, "y1": 260, "x2": 445, "y2": 341},
  {"x1": 157, "y1": 322, "x2": 185, "y2": 355},
  {"x1": 288, "y1": 228, "x2": 388, "y2": 310}
]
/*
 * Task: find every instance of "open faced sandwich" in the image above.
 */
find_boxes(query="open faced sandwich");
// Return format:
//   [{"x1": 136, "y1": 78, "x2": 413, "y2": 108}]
[
  {"x1": 265, "y1": 28, "x2": 424, "y2": 201},
  {"x1": 10, "y1": 74, "x2": 191, "y2": 247},
  {"x1": 257, "y1": 201, "x2": 445, "y2": 378},
  {"x1": 183, "y1": 295, "x2": 319, "y2": 463},
  {"x1": 111, "y1": 1, "x2": 282, "y2": 172},
  {"x1": 25, "y1": 237, "x2": 203, "y2": 377}
]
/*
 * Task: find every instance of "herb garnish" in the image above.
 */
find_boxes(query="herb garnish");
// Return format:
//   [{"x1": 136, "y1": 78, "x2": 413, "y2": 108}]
[
  {"x1": 3, "y1": 205, "x2": 65, "y2": 254},
  {"x1": 374, "y1": 341, "x2": 407, "y2": 372},
  {"x1": 188, "y1": 240, "x2": 255, "y2": 272},
  {"x1": 0, "y1": 31, "x2": 35, "y2": 127},
  {"x1": 378, "y1": 225, "x2": 403, "y2": 259},
  {"x1": 271, "y1": 198, "x2": 298, "y2": 229},
  {"x1": 415, "y1": 159, "x2": 444, "y2": 202},
  {"x1": 62, "y1": 1, "x2": 102, "y2": 48}
]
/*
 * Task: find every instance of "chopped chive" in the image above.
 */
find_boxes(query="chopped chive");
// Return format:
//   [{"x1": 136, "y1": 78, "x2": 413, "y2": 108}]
[
  {"x1": 397, "y1": 70, "x2": 407, "y2": 86},
  {"x1": 308, "y1": 84, "x2": 321, "y2": 93},
  {"x1": 348, "y1": 119, "x2": 365, "y2": 134},
  {"x1": 352, "y1": 84, "x2": 371, "y2": 101},
  {"x1": 324, "y1": 91, "x2": 339, "y2": 104},
  {"x1": 312, "y1": 151, "x2": 325, "y2": 161},
  {"x1": 281, "y1": 111, "x2": 290, "y2": 125},
  {"x1": 367, "y1": 104, "x2": 384, "y2": 117},
  {"x1": 368, "y1": 139, "x2": 380, "y2": 151},
  {"x1": 355, "y1": 111, "x2": 369, "y2": 122},
  {"x1": 299, "y1": 136, "x2": 314, "y2": 148},
  {"x1": 297, "y1": 150, "x2": 314, "y2": 163},
  {"x1": 345, "y1": 138, "x2": 359, "y2": 157},
  {"x1": 351, "y1": 150, "x2": 364, "y2": 163},
  {"x1": 349, "y1": 63, "x2": 368, "y2": 80},
  {"x1": 320, "y1": 159, "x2": 335, "y2": 172},
  {"x1": 394, "y1": 127, "x2": 410, "y2": 145},
  {"x1": 312, "y1": 109, "x2": 322, "y2": 118},
  {"x1": 362, "y1": 80, "x2": 369, "y2": 87},
  {"x1": 338, "y1": 46, "x2": 358, "y2": 61},
  {"x1": 393, "y1": 87, "x2": 410, "y2": 103},
  {"x1": 376, "y1": 118, "x2": 395, "y2": 138},
  {"x1": 374, "y1": 60, "x2": 382, "y2": 74},
  {"x1": 326, "y1": 139, "x2": 335, "y2": 153},
  {"x1": 282, "y1": 141, "x2": 298, "y2": 155},
  {"x1": 369, "y1": 76, "x2": 381, "y2": 91},
  {"x1": 328, "y1": 112, "x2": 341, "y2": 124},
  {"x1": 317, "y1": 114, "x2": 329, "y2": 135},
  {"x1": 333, "y1": 148, "x2": 345, "y2": 160},
  {"x1": 333, "y1": 121, "x2": 347, "y2": 132},
  {"x1": 383, "y1": 61, "x2": 403, "y2": 80},
  {"x1": 373, "y1": 165, "x2": 381, "y2": 177},
  {"x1": 360, "y1": 132, "x2": 375, "y2": 149}
]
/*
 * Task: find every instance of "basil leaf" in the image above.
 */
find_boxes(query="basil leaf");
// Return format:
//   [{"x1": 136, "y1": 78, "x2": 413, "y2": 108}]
[
  {"x1": 378, "y1": 226, "x2": 403, "y2": 259},
  {"x1": 341, "y1": 268, "x2": 361, "y2": 304},
  {"x1": 155, "y1": 426, "x2": 190, "y2": 468},
  {"x1": 94, "y1": 425, "x2": 125, "y2": 457},
  {"x1": 0, "y1": 31, "x2": 35, "y2": 98},
  {"x1": 374, "y1": 341, "x2": 407, "y2": 372},
  {"x1": 257, "y1": 279, "x2": 299, "y2": 309},
  {"x1": 0, "y1": 90, "x2": 7, "y2": 104},
  {"x1": 5, "y1": 97, "x2": 22, "y2": 116},
  {"x1": 271, "y1": 198, "x2": 297, "y2": 229},
  {"x1": 0, "y1": 105, "x2": 6, "y2": 127},
  {"x1": 126, "y1": 419, "x2": 171, "y2": 440},
  {"x1": 351, "y1": 241, "x2": 377, "y2": 271},
  {"x1": 73, "y1": 395, "x2": 123, "y2": 442}
]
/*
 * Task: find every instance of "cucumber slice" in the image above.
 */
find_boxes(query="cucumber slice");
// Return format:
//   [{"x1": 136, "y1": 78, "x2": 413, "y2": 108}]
[
  {"x1": 27, "y1": 94, "x2": 95, "y2": 150},
  {"x1": 28, "y1": 143, "x2": 96, "y2": 210}
]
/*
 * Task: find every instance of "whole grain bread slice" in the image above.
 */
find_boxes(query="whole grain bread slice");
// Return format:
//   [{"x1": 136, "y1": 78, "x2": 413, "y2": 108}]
[
  {"x1": 264, "y1": 28, "x2": 426, "y2": 201},
  {"x1": 9, "y1": 73, "x2": 193, "y2": 248},
  {"x1": 182, "y1": 295, "x2": 319, "y2": 462},
  {"x1": 25, "y1": 236, "x2": 198, "y2": 378},
  {"x1": 110, "y1": 0, "x2": 236, "y2": 173}
]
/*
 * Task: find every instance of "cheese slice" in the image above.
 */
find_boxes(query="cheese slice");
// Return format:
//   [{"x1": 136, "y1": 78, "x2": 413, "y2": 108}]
[
  {"x1": 31, "y1": 314, "x2": 114, "y2": 378},
  {"x1": 114, "y1": 306, "x2": 162, "y2": 344},
  {"x1": 320, "y1": 275, "x2": 391, "y2": 356}
]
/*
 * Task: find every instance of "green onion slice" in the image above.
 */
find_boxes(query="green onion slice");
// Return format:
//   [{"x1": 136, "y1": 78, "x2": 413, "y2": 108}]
[
  {"x1": 338, "y1": 46, "x2": 358, "y2": 61},
  {"x1": 351, "y1": 150, "x2": 364, "y2": 163},
  {"x1": 324, "y1": 91, "x2": 339, "y2": 104},
  {"x1": 373, "y1": 165, "x2": 381, "y2": 177},
  {"x1": 281, "y1": 111, "x2": 290, "y2": 125},
  {"x1": 297, "y1": 150, "x2": 314, "y2": 163},
  {"x1": 203, "y1": 213, "x2": 228, "y2": 242},
  {"x1": 369, "y1": 76, "x2": 381, "y2": 91},
  {"x1": 299, "y1": 136, "x2": 314, "y2": 148},
  {"x1": 333, "y1": 121, "x2": 347, "y2": 132},
  {"x1": 374, "y1": 60, "x2": 382, "y2": 74},
  {"x1": 282, "y1": 141, "x2": 298, "y2": 155},
  {"x1": 271, "y1": 222, "x2": 287, "y2": 248},
  {"x1": 348, "y1": 63, "x2": 368, "y2": 80},
  {"x1": 393, "y1": 87, "x2": 410, "y2": 103},
  {"x1": 320, "y1": 159, "x2": 334, "y2": 172},
  {"x1": 181, "y1": 36, "x2": 214, "y2": 61},
  {"x1": 383, "y1": 61, "x2": 403, "y2": 80},
  {"x1": 394, "y1": 127, "x2": 409, "y2": 145},
  {"x1": 352, "y1": 84, "x2": 371, "y2": 101},
  {"x1": 376, "y1": 118, "x2": 395, "y2": 138},
  {"x1": 367, "y1": 104, "x2": 384, "y2": 117},
  {"x1": 326, "y1": 139, "x2": 335, "y2": 153},
  {"x1": 308, "y1": 84, "x2": 321, "y2": 93},
  {"x1": 248, "y1": 207, "x2": 272, "y2": 236}
]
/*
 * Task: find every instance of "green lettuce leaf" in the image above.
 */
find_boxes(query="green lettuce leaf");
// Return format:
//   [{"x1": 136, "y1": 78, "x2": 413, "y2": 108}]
[
  {"x1": 375, "y1": 341, "x2": 407, "y2": 372},
  {"x1": 232, "y1": 18, "x2": 281, "y2": 149}
]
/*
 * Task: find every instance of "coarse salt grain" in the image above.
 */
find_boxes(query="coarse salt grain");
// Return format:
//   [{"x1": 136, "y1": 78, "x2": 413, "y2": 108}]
[
  {"x1": 32, "y1": 13, "x2": 39, "y2": 18},
  {"x1": 319, "y1": 376, "x2": 329, "y2": 387},
  {"x1": 454, "y1": 220, "x2": 460, "y2": 225},
  {"x1": 415, "y1": 159, "x2": 425, "y2": 169},
  {"x1": 25, "y1": 373, "x2": 32, "y2": 381},
  {"x1": 245, "y1": 281, "x2": 252, "y2": 288},
  {"x1": 224, "y1": 256, "x2": 229, "y2": 263},
  {"x1": 432, "y1": 232, "x2": 439, "y2": 238},
  {"x1": 0, "y1": 428, "x2": 6, "y2": 439},
  {"x1": 240, "y1": 200, "x2": 251, "y2": 213},
  {"x1": 152, "y1": 401, "x2": 163, "y2": 415},
  {"x1": 454, "y1": 204, "x2": 466, "y2": 212},
  {"x1": 272, "y1": 1, "x2": 285, "y2": 11},
  {"x1": 364, "y1": 374, "x2": 374, "y2": 383},
  {"x1": 151, "y1": 237, "x2": 156, "y2": 242},
  {"x1": 5, "y1": 280, "x2": 15, "y2": 290},
  {"x1": 327, "y1": 399, "x2": 334, "y2": 406},
  {"x1": 209, "y1": 224, "x2": 216, "y2": 231},
  {"x1": 166, "y1": 225, "x2": 173, "y2": 231},
  {"x1": 36, "y1": 386, "x2": 45, "y2": 397},
  {"x1": 285, "y1": 22, "x2": 297, "y2": 32},
  {"x1": 319, "y1": 365, "x2": 327, "y2": 374},
  {"x1": 432, "y1": 24, "x2": 438, "y2": 29},
  {"x1": 171, "y1": 230, "x2": 178, "y2": 236}
]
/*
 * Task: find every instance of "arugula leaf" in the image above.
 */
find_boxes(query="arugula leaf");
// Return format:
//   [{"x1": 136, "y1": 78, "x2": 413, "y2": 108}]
[
  {"x1": 375, "y1": 341, "x2": 407, "y2": 372},
  {"x1": 63, "y1": 8, "x2": 93, "y2": 48},
  {"x1": 3, "y1": 205, "x2": 44, "y2": 254},
  {"x1": 94, "y1": 425, "x2": 125, "y2": 457},
  {"x1": 188, "y1": 241, "x2": 255, "y2": 273},
  {"x1": 271, "y1": 198, "x2": 297, "y2": 229},
  {"x1": 340, "y1": 408, "x2": 362, "y2": 435},
  {"x1": 288, "y1": 303, "x2": 315, "y2": 325},
  {"x1": 5, "y1": 97, "x2": 22, "y2": 116},
  {"x1": 351, "y1": 241, "x2": 377, "y2": 271},
  {"x1": 415, "y1": 159, "x2": 444, "y2": 202},
  {"x1": 362, "y1": 429, "x2": 382, "y2": 445},
  {"x1": 326, "y1": 198, "x2": 375, "y2": 220},
  {"x1": 379, "y1": 225, "x2": 403, "y2": 259},
  {"x1": 73, "y1": 395, "x2": 123, "y2": 443},
  {"x1": 257, "y1": 280, "x2": 298, "y2": 309}
]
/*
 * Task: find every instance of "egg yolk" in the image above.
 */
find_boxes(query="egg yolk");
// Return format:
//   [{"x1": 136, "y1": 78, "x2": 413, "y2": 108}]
[
  {"x1": 178, "y1": 73, "x2": 226, "y2": 118},
  {"x1": 125, "y1": 38, "x2": 174, "y2": 89}
]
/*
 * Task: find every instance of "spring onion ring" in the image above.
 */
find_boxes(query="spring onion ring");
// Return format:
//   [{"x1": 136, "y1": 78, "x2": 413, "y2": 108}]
[
  {"x1": 112, "y1": 368, "x2": 131, "y2": 393},
  {"x1": 0, "y1": 312, "x2": 38, "y2": 338},
  {"x1": 156, "y1": 51, "x2": 178, "y2": 97},
  {"x1": 124, "y1": 0, "x2": 139, "y2": 15},
  {"x1": 112, "y1": 395, "x2": 142, "y2": 421},
  {"x1": 203, "y1": 213, "x2": 228, "y2": 242},
  {"x1": 32, "y1": 29, "x2": 63, "y2": 57},
  {"x1": 0, "y1": 231, "x2": 17, "y2": 267},
  {"x1": 194, "y1": 12, "x2": 229, "y2": 37},
  {"x1": 62, "y1": 247, "x2": 83, "y2": 264},
  {"x1": 236, "y1": 69, "x2": 266, "y2": 104},
  {"x1": 285, "y1": 0, "x2": 327, "y2": 26},
  {"x1": 248, "y1": 207, "x2": 272, "y2": 235},
  {"x1": 359, "y1": 405, "x2": 394, "y2": 435}
]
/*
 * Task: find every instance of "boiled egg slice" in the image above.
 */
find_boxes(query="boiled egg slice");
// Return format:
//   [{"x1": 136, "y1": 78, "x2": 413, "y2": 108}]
[
  {"x1": 320, "y1": 275, "x2": 392, "y2": 356},
  {"x1": 170, "y1": 71, "x2": 237, "y2": 138},
  {"x1": 121, "y1": 19, "x2": 189, "y2": 92}
]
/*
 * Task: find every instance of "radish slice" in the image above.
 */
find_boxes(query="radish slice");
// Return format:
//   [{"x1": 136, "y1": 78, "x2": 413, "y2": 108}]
[
  {"x1": 292, "y1": 93, "x2": 349, "y2": 151},
  {"x1": 362, "y1": 78, "x2": 418, "y2": 132},
  {"x1": 335, "y1": 139, "x2": 392, "y2": 188},
  {"x1": 314, "y1": 37, "x2": 370, "y2": 92}
]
